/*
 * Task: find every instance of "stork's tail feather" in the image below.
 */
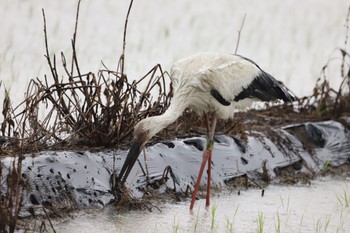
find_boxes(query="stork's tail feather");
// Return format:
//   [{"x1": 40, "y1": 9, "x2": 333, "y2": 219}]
[{"x1": 276, "y1": 80, "x2": 297, "y2": 103}]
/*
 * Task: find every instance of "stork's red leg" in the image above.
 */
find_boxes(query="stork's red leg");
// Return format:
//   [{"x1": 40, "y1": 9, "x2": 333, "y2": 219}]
[
  {"x1": 190, "y1": 150, "x2": 210, "y2": 210},
  {"x1": 206, "y1": 148, "x2": 212, "y2": 207},
  {"x1": 205, "y1": 114, "x2": 212, "y2": 207},
  {"x1": 190, "y1": 114, "x2": 217, "y2": 210},
  {"x1": 205, "y1": 116, "x2": 216, "y2": 207}
]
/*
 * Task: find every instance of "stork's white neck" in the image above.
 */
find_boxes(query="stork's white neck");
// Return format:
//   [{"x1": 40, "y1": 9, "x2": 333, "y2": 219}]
[{"x1": 134, "y1": 97, "x2": 188, "y2": 143}]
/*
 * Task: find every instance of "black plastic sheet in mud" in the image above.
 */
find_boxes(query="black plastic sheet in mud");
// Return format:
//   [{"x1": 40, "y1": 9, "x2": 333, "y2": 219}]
[{"x1": 1, "y1": 119, "x2": 349, "y2": 215}]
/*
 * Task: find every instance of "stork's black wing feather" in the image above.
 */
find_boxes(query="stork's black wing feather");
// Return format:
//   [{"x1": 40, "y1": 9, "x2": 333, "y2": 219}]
[
  {"x1": 210, "y1": 89, "x2": 231, "y2": 106},
  {"x1": 234, "y1": 71, "x2": 296, "y2": 103}
]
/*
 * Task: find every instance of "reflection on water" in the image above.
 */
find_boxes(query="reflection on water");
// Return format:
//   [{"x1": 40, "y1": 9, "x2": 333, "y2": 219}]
[{"x1": 54, "y1": 177, "x2": 350, "y2": 233}]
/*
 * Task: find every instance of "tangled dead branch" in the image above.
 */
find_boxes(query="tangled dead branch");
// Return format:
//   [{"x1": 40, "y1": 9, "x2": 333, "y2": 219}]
[{"x1": 0, "y1": 3, "x2": 171, "y2": 155}]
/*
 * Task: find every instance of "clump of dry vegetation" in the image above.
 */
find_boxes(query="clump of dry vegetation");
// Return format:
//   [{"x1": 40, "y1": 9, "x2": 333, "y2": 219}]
[{"x1": 0, "y1": 1, "x2": 171, "y2": 156}]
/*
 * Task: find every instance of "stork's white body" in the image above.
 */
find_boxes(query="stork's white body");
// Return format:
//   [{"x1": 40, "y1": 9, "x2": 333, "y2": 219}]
[
  {"x1": 136, "y1": 53, "x2": 274, "y2": 141},
  {"x1": 118, "y1": 52, "x2": 296, "y2": 194},
  {"x1": 170, "y1": 53, "x2": 259, "y2": 118}
]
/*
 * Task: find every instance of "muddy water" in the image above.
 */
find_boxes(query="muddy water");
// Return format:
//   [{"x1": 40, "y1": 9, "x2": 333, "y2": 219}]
[{"x1": 54, "y1": 177, "x2": 350, "y2": 233}]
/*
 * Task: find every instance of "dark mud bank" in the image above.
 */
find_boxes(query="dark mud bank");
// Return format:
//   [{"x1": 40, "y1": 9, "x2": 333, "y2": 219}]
[{"x1": 1, "y1": 118, "x2": 350, "y2": 216}]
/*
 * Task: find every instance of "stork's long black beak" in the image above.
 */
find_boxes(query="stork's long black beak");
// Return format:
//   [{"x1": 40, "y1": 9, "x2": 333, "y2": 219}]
[{"x1": 118, "y1": 140, "x2": 143, "y2": 184}]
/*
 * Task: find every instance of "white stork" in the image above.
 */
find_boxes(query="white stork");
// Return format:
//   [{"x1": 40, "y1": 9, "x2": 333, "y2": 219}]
[{"x1": 118, "y1": 52, "x2": 296, "y2": 210}]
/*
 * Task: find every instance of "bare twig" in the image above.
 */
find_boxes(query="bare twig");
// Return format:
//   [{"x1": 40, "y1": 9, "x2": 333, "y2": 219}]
[
  {"x1": 120, "y1": 0, "x2": 134, "y2": 78},
  {"x1": 234, "y1": 14, "x2": 246, "y2": 54},
  {"x1": 42, "y1": 207, "x2": 57, "y2": 233},
  {"x1": 70, "y1": 0, "x2": 82, "y2": 78},
  {"x1": 42, "y1": 9, "x2": 56, "y2": 81}
]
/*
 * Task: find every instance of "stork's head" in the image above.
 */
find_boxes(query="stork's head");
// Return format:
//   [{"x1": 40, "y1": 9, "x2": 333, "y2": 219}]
[
  {"x1": 118, "y1": 102, "x2": 185, "y2": 184},
  {"x1": 118, "y1": 116, "x2": 168, "y2": 184}
]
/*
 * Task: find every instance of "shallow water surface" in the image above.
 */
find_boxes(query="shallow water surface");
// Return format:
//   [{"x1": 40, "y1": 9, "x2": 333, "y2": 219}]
[{"x1": 54, "y1": 177, "x2": 350, "y2": 233}]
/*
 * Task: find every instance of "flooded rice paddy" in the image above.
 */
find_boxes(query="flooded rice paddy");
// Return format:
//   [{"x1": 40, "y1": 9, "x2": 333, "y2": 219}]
[
  {"x1": 54, "y1": 177, "x2": 350, "y2": 233},
  {"x1": 1, "y1": 0, "x2": 349, "y2": 108},
  {"x1": 1, "y1": 1, "x2": 350, "y2": 233}
]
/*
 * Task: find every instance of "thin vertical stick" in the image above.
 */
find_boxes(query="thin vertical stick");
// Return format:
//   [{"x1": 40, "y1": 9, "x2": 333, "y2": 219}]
[
  {"x1": 70, "y1": 0, "x2": 82, "y2": 77},
  {"x1": 143, "y1": 148, "x2": 150, "y2": 181},
  {"x1": 42, "y1": 9, "x2": 56, "y2": 81},
  {"x1": 234, "y1": 14, "x2": 246, "y2": 54},
  {"x1": 120, "y1": 0, "x2": 134, "y2": 77}
]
